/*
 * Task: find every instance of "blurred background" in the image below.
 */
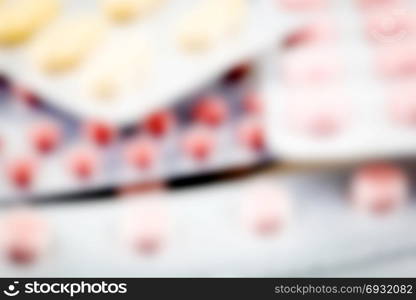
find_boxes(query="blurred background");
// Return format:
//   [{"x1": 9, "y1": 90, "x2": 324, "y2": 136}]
[{"x1": 1, "y1": 0, "x2": 416, "y2": 277}]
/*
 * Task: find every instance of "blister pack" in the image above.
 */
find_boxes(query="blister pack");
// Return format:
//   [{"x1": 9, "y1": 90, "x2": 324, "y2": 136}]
[
  {"x1": 0, "y1": 0, "x2": 294, "y2": 124},
  {"x1": 0, "y1": 65, "x2": 270, "y2": 202},
  {"x1": 264, "y1": 0, "x2": 416, "y2": 162}
]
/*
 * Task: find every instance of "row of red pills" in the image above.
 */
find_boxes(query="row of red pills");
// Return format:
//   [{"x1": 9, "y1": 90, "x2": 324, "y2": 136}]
[
  {"x1": 0, "y1": 162, "x2": 408, "y2": 264},
  {"x1": 2, "y1": 91, "x2": 265, "y2": 191}
]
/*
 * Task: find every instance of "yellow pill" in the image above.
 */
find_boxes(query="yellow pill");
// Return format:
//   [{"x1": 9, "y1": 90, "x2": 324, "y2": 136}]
[
  {"x1": 103, "y1": 0, "x2": 164, "y2": 23},
  {"x1": 30, "y1": 16, "x2": 107, "y2": 73},
  {"x1": 0, "y1": 0, "x2": 60, "y2": 46},
  {"x1": 177, "y1": 0, "x2": 247, "y2": 53}
]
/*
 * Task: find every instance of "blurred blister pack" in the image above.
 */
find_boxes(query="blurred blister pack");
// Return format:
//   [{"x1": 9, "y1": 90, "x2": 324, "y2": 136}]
[
  {"x1": 0, "y1": 60, "x2": 271, "y2": 202},
  {"x1": 263, "y1": 0, "x2": 416, "y2": 162},
  {"x1": 0, "y1": 0, "x2": 295, "y2": 124}
]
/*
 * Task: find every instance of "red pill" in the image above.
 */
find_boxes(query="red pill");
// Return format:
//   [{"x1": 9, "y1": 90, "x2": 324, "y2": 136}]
[
  {"x1": 84, "y1": 120, "x2": 117, "y2": 147},
  {"x1": 125, "y1": 138, "x2": 157, "y2": 170},
  {"x1": 68, "y1": 147, "x2": 98, "y2": 180},
  {"x1": 182, "y1": 127, "x2": 215, "y2": 162},
  {"x1": 1, "y1": 210, "x2": 50, "y2": 264},
  {"x1": 29, "y1": 121, "x2": 61, "y2": 154},
  {"x1": 350, "y1": 163, "x2": 408, "y2": 214},
  {"x1": 7, "y1": 157, "x2": 37, "y2": 189},
  {"x1": 143, "y1": 110, "x2": 175, "y2": 138},
  {"x1": 193, "y1": 96, "x2": 228, "y2": 127},
  {"x1": 237, "y1": 119, "x2": 265, "y2": 151},
  {"x1": 278, "y1": 0, "x2": 328, "y2": 11}
]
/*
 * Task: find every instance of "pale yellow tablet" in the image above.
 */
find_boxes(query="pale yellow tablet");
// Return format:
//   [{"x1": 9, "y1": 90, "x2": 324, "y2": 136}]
[
  {"x1": 30, "y1": 16, "x2": 107, "y2": 73},
  {"x1": 0, "y1": 0, "x2": 60, "y2": 46},
  {"x1": 103, "y1": 0, "x2": 165, "y2": 23},
  {"x1": 86, "y1": 37, "x2": 151, "y2": 100},
  {"x1": 177, "y1": 0, "x2": 247, "y2": 53}
]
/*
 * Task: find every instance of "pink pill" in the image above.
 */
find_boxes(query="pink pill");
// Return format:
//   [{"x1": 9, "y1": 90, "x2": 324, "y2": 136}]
[
  {"x1": 84, "y1": 120, "x2": 117, "y2": 147},
  {"x1": 278, "y1": 0, "x2": 328, "y2": 11},
  {"x1": 350, "y1": 163, "x2": 408, "y2": 214},
  {"x1": 193, "y1": 96, "x2": 228, "y2": 127},
  {"x1": 365, "y1": 11, "x2": 414, "y2": 44},
  {"x1": 182, "y1": 127, "x2": 216, "y2": 162},
  {"x1": 288, "y1": 91, "x2": 349, "y2": 137},
  {"x1": 357, "y1": 0, "x2": 406, "y2": 11},
  {"x1": 7, "y1": 157, "x2": 37, "y2": 189},
  {"x1": 388, "y1": 84, "x2": 416, "y2": 126},
  {"x1": 67, "y1": 147, "x2": 98, "y2": 180},
  {"x1": 237, "y1": 118, "x2": 265, "y2": 151},
  {"x1": 0, "y1": 210, "x2": 50, "y2": 264},
  {"x1": 241, "y1": 182, "x2": 291, "y2": 236},
  {"x1": 283, "y1": 19, "x2": 336, "y2": 49},
  {"x1": 242, "y1": 92, "x2": 263, "y2": 115},
  {"x1": 376, "y1": 44, "x2": 416, "y2": 78},
  {"x1": 125, "y1": 138, "x2": 157, "y2": 170},
  {"x1": 29, "y1": 121, "x2": 61, "y2": 154},
  {"x1": 283, "y1": 47, "x2": 343, "y2": 86},
  {"x1": 143, "y1": 110, "x2": 175, "y2": 138},
  {"x1": 121, "y1": 201, "x2": 169, "y2": 255}
]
